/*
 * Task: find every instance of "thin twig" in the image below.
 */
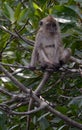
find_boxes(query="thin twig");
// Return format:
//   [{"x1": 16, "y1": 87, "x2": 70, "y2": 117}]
[
  {"x1": 0, "y1": 25, "x2": 34, "y2": 46},
  {"x1": 0, "y1": 64, "x2": 29, "y2": 93}
]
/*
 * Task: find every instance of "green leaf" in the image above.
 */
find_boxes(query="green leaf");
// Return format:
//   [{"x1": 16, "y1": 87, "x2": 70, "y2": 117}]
[
  {"x1": 3, "y1": 2, "x2": 15, "y2": 23},
  {"x1": 18, "y1": 8, "x2": 28, "y2": 22},
  {"x1": 74, "y1": 0, "x2": 82, "y2": 2},
  {"x1": 39, "y1": 117, "x2": 49, "y2": 130},
  {"x1": 56, "y1": 106, "x2": 68, "y2": 114},
  {"x1": 68, "y1": 96, "x2": 82, "y2": 108},
  {"x1": 33, "y1": 2, "x2": 42, "y2": 11},
  {"x1": 51, "y1": 5, "x2": 78, "y2": 19},
  {"x1": 67, "y1": 5, "x2": 82, "y2": 19},
  {"x1": 0, "y1": 113, "x2": 7, "y2": 130},
  {"x1": 9, "y1": 125, "x2": 19, "y2": 130},
  {"x1": 58, "y1": 124, "x2": 68, "y2": 130},
  {"x1": 14, "y1": 3, "x2": 22, "y2": 21}
]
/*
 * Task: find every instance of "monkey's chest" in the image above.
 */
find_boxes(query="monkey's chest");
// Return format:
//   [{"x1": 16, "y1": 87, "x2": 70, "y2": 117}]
[
  {"x1": 44, "y1": 46, "x2": 55, "y2": 58},
  {"x1": 42, "y1": 39, "x2": 57, "y2": 58},
  {"x1": 39, "y1": 41, "x2": 57, "y2": 62},
  {"x1": 38, "y1": 37, "x2": 61, "y2": 65}
]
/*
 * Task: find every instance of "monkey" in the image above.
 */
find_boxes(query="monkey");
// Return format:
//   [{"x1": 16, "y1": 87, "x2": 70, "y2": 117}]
[
  {"x1": 30, "y1": 15, "x2": 71, "y2": 71},
  {"x1": 28, "y1": 16, "x2": 71, "y2": 129}
]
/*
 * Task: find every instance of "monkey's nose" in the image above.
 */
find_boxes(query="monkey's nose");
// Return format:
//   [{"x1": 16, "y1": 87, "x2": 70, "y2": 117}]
[{"x1": 50, "y1": 26, "x2": 56, "y2": 33}]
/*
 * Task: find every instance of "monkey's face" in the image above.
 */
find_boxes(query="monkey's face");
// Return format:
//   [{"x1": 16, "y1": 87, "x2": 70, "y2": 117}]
[
  {"x1": 45, "y1": 22, "x2": 57, "y2": 34},
  {"x1": 39, "y1": 16, "x2": 58, "y2": 35}
]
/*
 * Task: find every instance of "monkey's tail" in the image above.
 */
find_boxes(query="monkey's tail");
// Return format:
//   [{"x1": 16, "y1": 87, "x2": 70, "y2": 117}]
[
  {"x1": 35, "y1": 71, "x2": 51, "y2": 95},
  {"x1": 27, "y1": 71, "x2": 51, "y2": 130}
]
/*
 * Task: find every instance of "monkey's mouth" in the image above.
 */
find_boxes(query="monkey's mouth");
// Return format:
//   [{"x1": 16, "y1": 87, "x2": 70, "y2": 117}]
[
  {"x1": 49, "y1": 30, "x2": 57, "y2": 35},
  {"x1": 48, "y1": 27, "x2": 57, "y2": 35}
]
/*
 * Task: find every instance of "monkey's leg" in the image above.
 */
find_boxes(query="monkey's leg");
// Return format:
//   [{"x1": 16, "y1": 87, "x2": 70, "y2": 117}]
[
  {"x1": 27, "y1": 71, "x2": 51, "y2": 130},
  {"x1": 60, "y1": 48, "x2": 71, "y2": 64}
]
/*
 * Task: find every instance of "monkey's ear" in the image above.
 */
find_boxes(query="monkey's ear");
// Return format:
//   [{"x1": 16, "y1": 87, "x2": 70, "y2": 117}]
[{"x1": 39, "y1": 20, "x2": 43, "y2": 26}]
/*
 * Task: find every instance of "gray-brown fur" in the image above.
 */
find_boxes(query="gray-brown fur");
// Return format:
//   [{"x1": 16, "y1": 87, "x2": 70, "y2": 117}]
[{"x1": 30, "y1": 15, "x2": 71, "y2": 69}]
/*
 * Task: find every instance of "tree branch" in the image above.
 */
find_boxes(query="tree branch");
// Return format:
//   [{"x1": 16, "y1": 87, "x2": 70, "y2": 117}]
[
  {"x1": 47, "y1": 105, "x2": 82, "y2": 129},
  {"x1": 0, "y1": 64, "x2": 82, "y2": 129},
  {"x1": 70, "y1": 56, "x2": 82, "y2": 64},
  {"x1": 0, "y1": 64, "x2": 29, "y2": 93},
  {"x1": 0, "y1": 25, "x2": 34, "y2": 46}
]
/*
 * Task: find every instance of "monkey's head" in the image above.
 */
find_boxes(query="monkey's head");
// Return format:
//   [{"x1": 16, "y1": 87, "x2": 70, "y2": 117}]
[{"x1": 39, "y1": 15, "x2": 60, "y2": 35}]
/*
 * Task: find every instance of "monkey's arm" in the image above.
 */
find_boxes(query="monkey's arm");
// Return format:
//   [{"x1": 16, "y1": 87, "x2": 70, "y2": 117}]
[{"x1": 30, "y1": 45, "x2": 38, "y2": 68}]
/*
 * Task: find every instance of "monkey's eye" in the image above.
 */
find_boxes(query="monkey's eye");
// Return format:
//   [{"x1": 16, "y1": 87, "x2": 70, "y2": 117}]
[
  {"x1": 39, "y1": 21, "x2": 43, "y2": 26},
  {"x1": 46, "y1": 22, "x2": 51, "y2": 27}
]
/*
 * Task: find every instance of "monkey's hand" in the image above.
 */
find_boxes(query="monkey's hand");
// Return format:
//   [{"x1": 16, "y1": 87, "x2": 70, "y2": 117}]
[
  {"x1": 40, "y1": 61, "x2": 53, "y2": 71},
  {"x1": 41, "y1": 61, "x2": 60, "y2": 72}
]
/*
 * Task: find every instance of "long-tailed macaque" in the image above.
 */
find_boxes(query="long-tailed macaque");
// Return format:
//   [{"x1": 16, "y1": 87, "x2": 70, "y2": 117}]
[
  {"x1": 28, "y1": 16, "x2": 71, "y2": 130},
  {"x1": 30, "y1": 15, "x2": 71, "y2": 70}
]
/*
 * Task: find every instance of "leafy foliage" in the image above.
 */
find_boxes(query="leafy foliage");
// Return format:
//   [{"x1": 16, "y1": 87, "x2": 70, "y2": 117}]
[{"x1": 0, "y1": 0, "x2": 82, "y2": 130}]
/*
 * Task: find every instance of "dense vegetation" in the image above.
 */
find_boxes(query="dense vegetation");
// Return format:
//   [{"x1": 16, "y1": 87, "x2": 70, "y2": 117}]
[{"x1": 0, "y1": 0, "x2": 82, "y2": 130}]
